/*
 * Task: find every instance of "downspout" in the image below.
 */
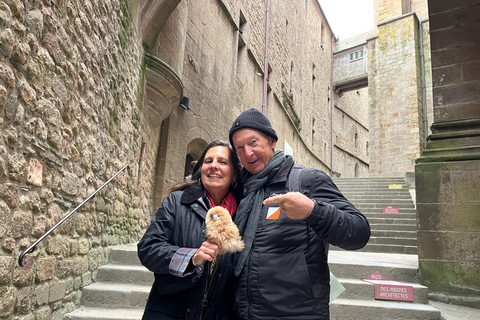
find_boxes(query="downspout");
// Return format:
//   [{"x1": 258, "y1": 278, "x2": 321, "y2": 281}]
[
  {"x1": 418, "y1": 16, "x2": 428, "y2": 147},
  {"x1": 262, "y1": 0, "x2": 270, "y2": 114},
  {"x1": 330, "y1": 35, "x2": 334, "y2": 177}
]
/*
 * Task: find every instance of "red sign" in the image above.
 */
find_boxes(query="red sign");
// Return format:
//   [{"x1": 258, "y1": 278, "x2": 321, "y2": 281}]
[
  {"x1": 363, "y1": 271, "x2": 414, "y2": 302},
  {"x1": 383, "y1": 206, "x2": 400, "y2": 214},
  {"x1": 375, "y1": 284, "x2": 414, "y2": 302}
]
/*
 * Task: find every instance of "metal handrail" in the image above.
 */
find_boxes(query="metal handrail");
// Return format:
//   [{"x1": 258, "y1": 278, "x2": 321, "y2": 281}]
[{"x1": 18, "y1": 164, "x2": 129, "y2": 267}]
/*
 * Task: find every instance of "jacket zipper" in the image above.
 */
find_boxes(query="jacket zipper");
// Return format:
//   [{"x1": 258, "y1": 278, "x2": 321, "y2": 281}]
[
  {"x1": 199, "y1": 257, "x2": 218, "y2": 319},
  {"x1": 246, "y1": 255, "x2": 252, "y2": 319}
]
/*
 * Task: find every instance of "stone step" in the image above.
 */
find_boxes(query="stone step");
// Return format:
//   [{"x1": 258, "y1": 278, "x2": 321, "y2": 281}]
[
  {"x1": 369, "y1": 223, "x2": 418, "y2": 231},
  {"x1": 368, "y1": 237, "x2": 418, "y2": 246},
  {"x1": 337, "y1": 185, "x2": 410, "y2": 189},
  {"x1": 361, "y1": 244, "x2": 418, "y2": 254},
  {"x1": 97, "y1": 264, "x2": 153, "y2": 286},
  {"x1": 334, "y1": 177, "x2": 406, "y2": 181},
  {"x1": 330, "y1": 299, "x2": 441, "y2": 320},
  {"x1": 108, "y1": 244, "x2": 141, "y2": 266},
  {"x1": 64, "y1": 307, "x2": 143, "y2": 320},
  {"x1": 342, "y1": 193, "x2": 413, "y2": 199},
  {"x1": 333, "y1": 180, "x2": 407, "y2": 186},
  {"x1": 353, "y1": 203, "x2": 415, "y2": 209},
  {"x1": 328, "y1": 251, "x2": 419, "y2": 283},
  {"x1": 364, "y1": 212, "x2": 416, "y2": 218},
  {"x1": 338, "y1": 278, "x2": 429, "y2": 304},
  {"x1": 367, "y1": 217, "x2": 416, "y2": 225},
  {"x1": 81, "y1": 283, "x2": 150, "y2": 309},
  {"x1": 331, "y1": 244, "x2": 418, "y2": 255},
  {"x1": 371, "y1": 230, "x2": 417, "y2": 238},
  {"x1": 345, "y1": 199, "x2": 415, "y2": 205},
  {"x1": 334, "y1": 183, "x2": 409, "y2": 188}
]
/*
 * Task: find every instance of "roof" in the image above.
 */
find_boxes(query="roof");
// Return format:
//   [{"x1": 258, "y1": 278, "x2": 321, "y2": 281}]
[{"x1": 334, "y1": 30, "x2": 377, "y2": 53}]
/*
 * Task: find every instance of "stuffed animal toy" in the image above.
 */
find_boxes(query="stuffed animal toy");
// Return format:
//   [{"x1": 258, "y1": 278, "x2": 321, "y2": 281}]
[{"x1": 205, "y1": 206, "x2": 245, "y2": 255}]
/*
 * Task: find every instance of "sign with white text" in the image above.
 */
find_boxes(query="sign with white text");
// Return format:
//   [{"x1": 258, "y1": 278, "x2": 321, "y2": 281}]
[
  {"x1": 375, "y1": 283, "x2": 414, "y2": 301},
  {"x1": 363, "y1": 271, "x2": 414, "y2": 302}
]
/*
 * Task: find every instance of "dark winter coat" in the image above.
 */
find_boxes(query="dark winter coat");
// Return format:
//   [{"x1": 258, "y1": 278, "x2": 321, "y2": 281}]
[
  {"x1": 137, "y1": 185, "x2": 235, "y2": 320},
  {"x1": 233, "y1": 156, "x2": 370, "y2": 320}
]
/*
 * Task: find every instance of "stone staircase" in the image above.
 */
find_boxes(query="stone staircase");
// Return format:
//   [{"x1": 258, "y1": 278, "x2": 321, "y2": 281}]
[
  {"x1": 64, "y1": 246, "x2": 442, "y2": 320},
  {"x1": 327, "y1": 177, "x2": 440, "y2": 319},
  {"x1": 65, "y1": 177, "x2": 443, "y2": 319},
  {"x1": 332, "y1": 177, "x2": 418, "y2": 254},
  {"x1": 64, "y1": 244, "x2": 148, "y2": 320},
  {"x1": 329, "y1": 250, "x2": 440, "y2": 319}
]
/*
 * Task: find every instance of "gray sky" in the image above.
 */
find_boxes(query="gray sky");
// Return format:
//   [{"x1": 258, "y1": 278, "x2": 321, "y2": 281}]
[{"x1": 317, "y1": 0, "x2": 375, "y2": 40}]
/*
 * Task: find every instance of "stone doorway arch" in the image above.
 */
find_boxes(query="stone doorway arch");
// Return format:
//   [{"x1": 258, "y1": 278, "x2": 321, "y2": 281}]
[{"x1": 184, "y1": 138, "x2": 208, "y2": 180}]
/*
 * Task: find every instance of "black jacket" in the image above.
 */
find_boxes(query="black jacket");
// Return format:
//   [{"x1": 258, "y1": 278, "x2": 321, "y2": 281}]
[
  {"x1": 137, "y1": 185, "x2": 235, "y2": 320},
  {"x1": 233, "y1": 156, "x2": 370, "y2": 320}
]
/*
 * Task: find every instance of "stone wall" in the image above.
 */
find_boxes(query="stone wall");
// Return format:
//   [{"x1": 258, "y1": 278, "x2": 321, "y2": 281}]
[
  {"x1": 332, "y1": 87, "x2": 369, "y2": 177},
  {"x1": 0, "y1": 0, "x2": 353, "y2": 318},
  {"x1": 0, "y1": 0, "x2": 150, "y2": 318},
  {"x1": 374, "y1": 0, "x2": 429, "y2": 28},
  {"x1": 153, "y1": 0, "x2": 341, "y2": 203},
  {"x1": 415, "y1": 0, "x2": 480, "y2": 308},
  {"x1": 368, "y1": 13, "x2": 431, "y2": 177}
]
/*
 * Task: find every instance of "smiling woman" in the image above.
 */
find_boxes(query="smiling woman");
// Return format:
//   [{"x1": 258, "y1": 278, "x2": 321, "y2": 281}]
[
  {"x1": 201, "y1": 146, "x2": 236, "y2": 206},
  {"x1": 137, "y1": 140, "x2": 244, "y2": 320}
]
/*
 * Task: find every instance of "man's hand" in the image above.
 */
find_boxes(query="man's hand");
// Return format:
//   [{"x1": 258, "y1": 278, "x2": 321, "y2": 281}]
[
  {"x1": 192, "y1": 238, "x2": 221, "y2": 266},
  {"x1": 263, "y1": 192, "x2": 314, "y2": 219}
]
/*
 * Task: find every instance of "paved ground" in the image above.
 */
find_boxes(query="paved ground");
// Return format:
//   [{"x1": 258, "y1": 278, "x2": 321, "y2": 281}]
[{"x1": 429, "y1": 300, "x2": 480, "y2": 320}]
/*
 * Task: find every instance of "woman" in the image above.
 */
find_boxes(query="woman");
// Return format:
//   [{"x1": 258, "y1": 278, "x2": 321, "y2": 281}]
[{"x1": 137, "y1": 140, "x2": 243, "y2": 320}]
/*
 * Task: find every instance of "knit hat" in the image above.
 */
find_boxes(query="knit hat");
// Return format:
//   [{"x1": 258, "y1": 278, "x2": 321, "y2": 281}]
[{"x1": 229, "y1": 108, "x2": 278, "y2": 148}]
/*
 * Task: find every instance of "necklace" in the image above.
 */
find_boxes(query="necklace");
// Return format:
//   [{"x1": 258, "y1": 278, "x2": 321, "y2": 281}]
[{"x1": 200, "y1": 196, "x2": 219, "y2": 312}]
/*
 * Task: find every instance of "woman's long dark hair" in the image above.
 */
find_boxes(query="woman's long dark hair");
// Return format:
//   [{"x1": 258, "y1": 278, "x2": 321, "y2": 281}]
[{"x1": 168, "y1": 140, "x2": 243, "y2": 200}]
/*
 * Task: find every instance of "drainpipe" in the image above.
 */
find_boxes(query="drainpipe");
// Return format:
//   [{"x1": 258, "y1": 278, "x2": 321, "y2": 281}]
[
  {"x1": 262, "y1": 0, "x2": 270, "y2": 114},
  {"x1": 330, "y1": 35, "x2": 334, "y2": 177},
  {"x1": 418, "y1": 16, "x2": 428, "y2": 147}
]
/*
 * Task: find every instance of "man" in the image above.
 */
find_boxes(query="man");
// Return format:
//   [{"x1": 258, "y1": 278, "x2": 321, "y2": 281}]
[{"x1": 229, "y1": 108, "x2": 370, "y2": 320}]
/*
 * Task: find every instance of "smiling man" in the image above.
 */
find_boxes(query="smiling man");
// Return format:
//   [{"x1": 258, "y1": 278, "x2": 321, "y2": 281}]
[{"x1": 229, "y1": 108, "x2": 371, "y2": 320}]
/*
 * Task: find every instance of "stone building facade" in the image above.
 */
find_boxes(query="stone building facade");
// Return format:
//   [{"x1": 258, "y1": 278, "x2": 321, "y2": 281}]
[
  {"x1": 332, "y1": 32, "x2": 374, "y2": 178},
  {"x1": 368, "y1": 0, "x2": 433, "y2": 178},
  {"x1": 415, "y1": 0, "x2": 480, "y2": 308},
  {"x1": 0, "y1": 0, "x2": 351, "y2": 318}
]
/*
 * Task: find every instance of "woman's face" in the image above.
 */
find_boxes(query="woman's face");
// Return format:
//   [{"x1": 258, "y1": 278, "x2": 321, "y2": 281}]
[{"x1": 201, "y1": 146, "x2": 235, "y2": 197}]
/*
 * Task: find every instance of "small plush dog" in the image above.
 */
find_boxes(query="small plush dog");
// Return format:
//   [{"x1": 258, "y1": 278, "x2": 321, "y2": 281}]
[{"x1": 205, "y1": 206, "x2": 245, "y2": 255}]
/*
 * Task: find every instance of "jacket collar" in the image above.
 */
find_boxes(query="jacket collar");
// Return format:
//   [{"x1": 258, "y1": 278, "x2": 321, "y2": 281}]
[{"x1": 180, "y1": 184, "x2": 206, "y2": 207}]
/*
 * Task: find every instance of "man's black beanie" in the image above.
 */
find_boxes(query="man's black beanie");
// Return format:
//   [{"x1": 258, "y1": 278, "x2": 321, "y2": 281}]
[{"x1": 229, "y1": 108, "x2": 278, "y2": 148}]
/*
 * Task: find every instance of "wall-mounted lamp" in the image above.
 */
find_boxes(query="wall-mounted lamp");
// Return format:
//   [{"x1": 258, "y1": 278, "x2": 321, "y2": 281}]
[
  {"x1": 356, "y1": 90, "x2": 360, "y2": 95},
  {"x1": 179, "y1": 96, "x2": 191, "y2": 110},
  {"x1": 320, "y1": 44, "x2": 325, "y2": 50}
]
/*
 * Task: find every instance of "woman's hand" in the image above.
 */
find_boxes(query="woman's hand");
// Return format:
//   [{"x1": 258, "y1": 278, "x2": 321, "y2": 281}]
[{"x1": 192, "y1": 238, "x2": 222, "y2": 266}]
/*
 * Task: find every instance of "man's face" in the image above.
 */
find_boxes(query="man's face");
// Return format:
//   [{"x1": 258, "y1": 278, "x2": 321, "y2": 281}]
[{"x1": 232, "y1": 128, "x2": 277, "y2": 174}]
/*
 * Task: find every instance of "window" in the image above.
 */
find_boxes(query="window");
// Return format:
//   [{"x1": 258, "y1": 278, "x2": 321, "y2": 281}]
[
  {"x1": 236, "y1": 11, "x2": 247, "y2": 75},
  {"x1": 312, "y1": 63, "x2": 316, "y2": 86},
  {"x1": 312, "y1": 118, "x2": 316, "y2": 146},
  {"x1": 349, "y1": 49, "x2": 364, "y2": 61},
  {"x1": 321, "y1": 22, "x2": 324, "y2": 47}
]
